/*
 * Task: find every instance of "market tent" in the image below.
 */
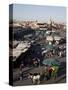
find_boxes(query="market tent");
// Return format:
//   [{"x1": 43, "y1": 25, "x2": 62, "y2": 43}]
[
  {"x1": 54, "y1": 36, "x2": 61, "y2": 41},
  {"x1": 46, "y1": 36, "x2": 53, "y2": 41},
  {"x1": 45, "y1": 44, "x2": 54, "y2": 50},
  {"x1": 42, "y1": 58, "x2": 60, "y2": 66}
]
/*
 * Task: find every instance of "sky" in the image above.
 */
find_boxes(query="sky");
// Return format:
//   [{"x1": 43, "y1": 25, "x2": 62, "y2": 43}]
[{"x1": 9, "y1": 4, "x2": 66, "y2": 23}]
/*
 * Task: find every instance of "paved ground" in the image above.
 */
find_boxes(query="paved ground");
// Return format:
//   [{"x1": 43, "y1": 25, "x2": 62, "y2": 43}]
[{"x1": 13, "y1": 57, "x2": 66, "y2": 86}]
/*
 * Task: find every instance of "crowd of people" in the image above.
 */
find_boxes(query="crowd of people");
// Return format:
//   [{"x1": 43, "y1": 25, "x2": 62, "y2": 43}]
[
  {"x1": 19, "y1": 60, "x2": 59, "y2": 84},
  {"x1": 18, "y1": 43, "x2": 65, "y2": 84},
  {"x1": 27, "y1": 65, "x2": 59, "y2": 84}
]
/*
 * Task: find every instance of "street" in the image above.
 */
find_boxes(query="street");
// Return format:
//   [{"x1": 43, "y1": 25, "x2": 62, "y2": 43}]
[{"x1": 13, "y1": 57, "x2": 66, "y2": 86}]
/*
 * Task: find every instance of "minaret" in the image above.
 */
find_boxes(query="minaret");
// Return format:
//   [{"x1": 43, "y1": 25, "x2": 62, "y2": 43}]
[
  {"x1": 50, "y1": 17, "x2": 52, "y2": 31},
  {"x1": 48, "y1": 16, "x2": 52, "y2": 31}
]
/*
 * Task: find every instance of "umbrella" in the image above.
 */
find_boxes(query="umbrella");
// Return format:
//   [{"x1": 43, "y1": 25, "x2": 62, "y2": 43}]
[
  {"x1": 42, "y1": 58, "x2": 60, "y2": 66},
  {"x1": 46, "y1": 44, "x2": 54, "y2": 50}
]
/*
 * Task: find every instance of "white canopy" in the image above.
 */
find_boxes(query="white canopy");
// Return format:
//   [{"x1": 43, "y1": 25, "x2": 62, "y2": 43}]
[
  {"x1": 46, "y1": 36, "x2": 53, "y2": 41},
  {"x1": 54, "y1": 36, "x2": 61, "y2": 41}
]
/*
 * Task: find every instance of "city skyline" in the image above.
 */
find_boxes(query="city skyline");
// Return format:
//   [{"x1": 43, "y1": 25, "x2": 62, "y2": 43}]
[{"x1": 9, "y1": 4, "x2": 66, "y2": 23}]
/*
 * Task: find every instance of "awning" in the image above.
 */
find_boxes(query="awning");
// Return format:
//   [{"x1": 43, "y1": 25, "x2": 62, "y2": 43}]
[{"x1": 42, "y1": 58, "x2": 60, "y2": 66}]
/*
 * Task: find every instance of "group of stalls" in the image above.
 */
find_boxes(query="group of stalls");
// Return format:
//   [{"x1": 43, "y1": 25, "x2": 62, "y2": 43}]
[
  {"x1": 11, "y1": 42, "x2": 43, "y2": 68},
  {"x1": 10, "y1": 31, "x2": 66, "y2": 68},
  {"x1": 11, "y1": 41, "x2": 61, "y2": 68}
]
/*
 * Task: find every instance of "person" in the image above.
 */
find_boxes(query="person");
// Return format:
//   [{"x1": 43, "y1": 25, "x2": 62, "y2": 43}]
[
  {"x1": 37, "y1": 58, "x2": 40, "y2": 67},
  {"x1": 48, "y1": 66, "x2": 54, "y2": 79},
  {"x1": 28, "y1": 73, "x2": 33, "y2": 83},
  {"x1": 51, "y1": 66, "x2": 59, "y2": 80},
  {"x1": 41, "y1": 65, "x2": 49, "y2": 80},
  {"x1": 35, "y1": 57, "x2": 40, "y2": 67},
  {"x1": 32, "y1": 73, "x2": 40, "y2": 84},
  {"x1": 28, "y1": 73, "x2": 40, "y2": 84},
  {"x1": 19, "y1": 70, "x2": 23, "y2": 80},
  {"x1": 19, "y1": 63, "x2": 24, "y2": 80},
  {"x1": 32, "y1": 58, "x2": 38, "y2": 67},
  {"x1": 59, "y1": 51, "x2": 62, "y2": 57}
]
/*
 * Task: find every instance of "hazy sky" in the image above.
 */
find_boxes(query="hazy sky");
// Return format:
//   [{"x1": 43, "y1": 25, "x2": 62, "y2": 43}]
[{"x1": 10, "y1": 4, "x2": 66, "y2": 23}]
